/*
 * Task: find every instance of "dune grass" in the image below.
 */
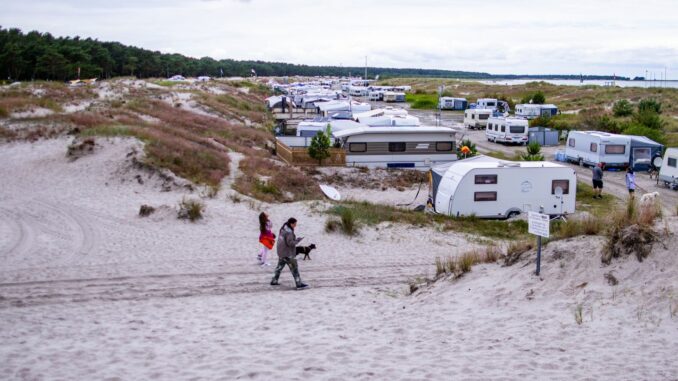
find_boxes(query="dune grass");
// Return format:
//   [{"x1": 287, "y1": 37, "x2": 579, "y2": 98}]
[
  {"x1": 405, "y1": 93, "x2": 439, "y2": 109},
  {"x1": 326, "y1": 201, "x2": 529, "y2": 240}
]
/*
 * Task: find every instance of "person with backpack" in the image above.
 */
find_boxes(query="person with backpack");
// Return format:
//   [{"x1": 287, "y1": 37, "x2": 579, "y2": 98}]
[{"x1": 270, "y1": 217, "x2": 308, "y2": 289}]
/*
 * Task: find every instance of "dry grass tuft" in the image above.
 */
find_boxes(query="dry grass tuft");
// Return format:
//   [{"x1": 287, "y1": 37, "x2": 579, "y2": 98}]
[
  {"x1": 504, "y1": 240, "x2": 535, "y2": 266},
  {"x1": 178, "y1": 198, "x2": 205, "y2": 222},
  {"x1": 138, "y1": 204, "x2": 156, "y2": 217},
  {"x1": 602, "y1": 198, "x2": 661, "y2": 264},
  {"x1": 234, "y1": 156, "x2": 322, "y2": 202}
]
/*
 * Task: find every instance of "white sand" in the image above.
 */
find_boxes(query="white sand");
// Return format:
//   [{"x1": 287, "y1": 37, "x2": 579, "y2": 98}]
[{"x1": 1, "y1": 138, "x2": 677, "y2": 380}]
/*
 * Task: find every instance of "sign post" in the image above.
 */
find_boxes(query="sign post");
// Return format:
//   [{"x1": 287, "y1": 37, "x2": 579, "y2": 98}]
[{"x1": 528, "y1": 207, "x2": 550, "y2": 276}]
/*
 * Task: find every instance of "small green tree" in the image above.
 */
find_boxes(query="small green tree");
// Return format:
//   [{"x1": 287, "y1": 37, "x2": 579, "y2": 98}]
[
  {"x1": 633, "y1": 110, "x2": 665, "y2": 130},
  {"x1": 622, "y1": 123, "x2": 666, "y2": 145},
  {"x1": 612, "y1": 99, "x2": 634, "y2": 117},
  {"x1": 531, "y1": 91, "x2": 546, "y2": 104},
  {"x1": 308, "y1": 125, "x2": 332, "y2": 166},
  {"x1": 521, "y1": 141, "x2": 544, "y2": 161}
]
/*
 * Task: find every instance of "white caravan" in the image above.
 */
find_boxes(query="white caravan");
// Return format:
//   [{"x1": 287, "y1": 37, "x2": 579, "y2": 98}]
[
  {"x1": 463, "y1": 109, "x2": 493, "y2": 129},
  {"x1": 431, "y1": 155, "x2": 576, "y2": 219},
  {"x1": 485, "y1": 117, "x2": 529, "y2": 145},
  {"x1": 564, "y1": 131, "x2": 631, "y2": 168},
  {"x1": 658, "y1": 147, "x2": 678, "y2": 189},
  {"x1": 383, "y1": 92, "x2": 406, "y2": 102},
  {"x1": 296, "y1": 119, "x2": 365, "y2": 137},
  {"x1": 348, "y1": 86, "x2": 369, "y2": 97},
  {"x1": 515, "y1": 104, "x2": 559, "y2": 119},
  {"x1": 334, "y1": 126, "x2": 457, "y2": 169},
  {"x1": 476, "y1": 98, "x2": 498, "y2": 110},
  {"x1": 317, "y1": 100, "x2": 371, "y2": 116}
]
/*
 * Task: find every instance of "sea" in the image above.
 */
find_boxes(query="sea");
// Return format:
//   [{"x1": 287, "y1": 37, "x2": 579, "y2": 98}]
[{"x1": 469, "y1": 79, "x2": 678, "y2": 89}]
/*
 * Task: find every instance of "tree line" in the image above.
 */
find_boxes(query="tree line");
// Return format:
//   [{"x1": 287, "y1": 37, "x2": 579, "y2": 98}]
[{"x1": 0, "y1": 27, "x2": 627, "y2": 82}]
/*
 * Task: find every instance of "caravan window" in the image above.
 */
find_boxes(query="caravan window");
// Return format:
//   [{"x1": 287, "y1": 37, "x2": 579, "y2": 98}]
[
  {"x1": 435, "y1": 142, "x2": 454, "y2": 152},
  {"x1": 590, "y1": 143, "x2": 598, "y2": 152},
  {"x1": 475, "y1": 174, "x2": 498, "y2": 184},
  {"x1": 487, "y1": 102, "x2": 496, "y2": 107},
  {"x1": 349, "y1": 143, "x2": 366, "y2": 152},
  {"x1": 501, "y1": 125, "x2": 505, "y2": 132},
  {"x1": 551, "y1": 180, "x2": 570, "y2": 195},
  {"x1": 388, "y1": 142, "x2": 406, "y2": 152},
  {"x1": 487, "y1": 123, "x2": 492, "y2": 129},
  {"x1": 471, "y1": 114, "x2": 475, "y2": 120},
  {"x1": 474, "y1": 191, "x2": 497, "y2": 202},
  {"x1": 510, "y1": 126, "x2": 525, "y2": 134},
  {"x1": 668, "y1": 158, "x2": 677, "y2": 167},
  {"x1": 605, "y1": 145, "x2": 626, "y2": 154},
  {"x1": 568, "y1": 138, "x2": 575, "y2": 147},
  {"x1": 479, "y1": 114, "x2": 490, "y2": 120}
]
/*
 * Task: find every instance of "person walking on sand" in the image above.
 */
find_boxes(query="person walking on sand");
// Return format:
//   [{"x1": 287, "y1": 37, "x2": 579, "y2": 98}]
[
  {"x1": 592, "y1": 162, "x2": 604, "y2": 199},
  {"x1": 625, "y1": 167, "x2": 636, "y2": 198},
  {"x1": 257, "y1": 212, "x2": 275, "y2": 266},
  {"x1": 270, "y1": 218, "x2": 308, "y2": 289}
]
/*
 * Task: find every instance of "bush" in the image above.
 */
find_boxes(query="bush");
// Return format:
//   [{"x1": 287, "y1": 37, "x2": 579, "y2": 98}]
[
  {"x1": 325, "y1": 207, "x2": 359, "y2": 236},
  {"x1": 612, "y1": 99, "x2": 634, "y2": 117},
  {"x1": 638, "y1": 98, "x2": 662, "y2": 114},
  {"x1": 632, "y1": 110, "x2": 665, "y2": 130},
  {"x1": 139, "y1": 204, "x2": 155, "y2": 217},
  {"x1": 531, "y1": 91, "x2": 546, "y2": 104},
  {"x1": 308, "y1": 125, "x2": 332, "y2": 165},
  {"x1": 457, "y1": 138, "x2": 477, "y2": 158},
  {"x1": 622, "y1": 123, "x2": 666, "y2": 145},
  {"x1": 178, "y1": 198, "x2": 205, "y2": 222},
  {"x1": 521, "y1": 141, "x2": 544, "y2": 161}
]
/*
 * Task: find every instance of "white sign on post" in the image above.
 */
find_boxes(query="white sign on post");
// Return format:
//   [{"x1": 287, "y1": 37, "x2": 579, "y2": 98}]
[{"x1": 528, "y1": 211, "x2": 550, "y2": 238}]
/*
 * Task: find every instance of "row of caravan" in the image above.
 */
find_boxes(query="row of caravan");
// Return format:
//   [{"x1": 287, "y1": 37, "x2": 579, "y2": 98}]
[{"x1": 564, "y1": 131, "x2": 664, "y2": 171}]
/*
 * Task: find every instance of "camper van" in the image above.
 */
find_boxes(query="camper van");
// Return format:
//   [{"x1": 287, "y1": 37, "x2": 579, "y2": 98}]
[
  {"x1": 464, "y1": 109, "x2": 493, "y2": 129},
  {"x1": 515, "y1": 104, "x2": 559, "y2": 119},
  {"x1": 431, "y1": 156, "x2": 576, "y2": 219},
  {"x1": 383, "y1": 92, "x2": 406, "y2": 102},
  {"x1": 439, "y1": 97, "x2": 468, "y2": 111},
  {"x1": 658, "y1": 147, "x2": 678, "y2": 189},
  {"x1": 485, "y1": 117, "x2": 529, "y2": 145},
  {"x1": 334, "y1": 126, "x2": 457, "y2": 169}
]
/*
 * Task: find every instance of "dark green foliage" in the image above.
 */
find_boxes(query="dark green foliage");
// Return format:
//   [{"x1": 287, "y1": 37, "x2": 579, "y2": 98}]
[
  {"x1": 521, "y1": 141, "x2": 544, "y2": 161},
  {"x1": 622, "y1": 124, "x2": 666, "y2": 145},
  {"x1": 307, "y1": 125, "x2": 332, "y2": 165},
  {"x1": 612, "y1": 99, "x2": 634, "y2": 117},
  {"x1": 632, "y1": 110, "x2": 665, "y2": 130},
  {"x1": 0, "y1": 27, "x2": 630, "y2": 81},
  {"x1": 456, "y1": 138, "x2": 477, "y2": 158},
  {"x1": 638, "y1": 98, "x2": 662, "y2": 114},
  {"x1": 531, "y1": 91, "x2": 546, "y2": 104}
]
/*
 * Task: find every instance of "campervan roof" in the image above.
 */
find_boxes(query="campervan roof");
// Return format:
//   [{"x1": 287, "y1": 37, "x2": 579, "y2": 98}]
[{"x1": 333, "y1": 126, "x2": 454, "y2": 138}]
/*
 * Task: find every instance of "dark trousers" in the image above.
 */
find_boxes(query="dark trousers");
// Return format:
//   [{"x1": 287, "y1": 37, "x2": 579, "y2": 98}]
[{"x1": 271, "y1": 257, "x2": 302, "y2": 286}]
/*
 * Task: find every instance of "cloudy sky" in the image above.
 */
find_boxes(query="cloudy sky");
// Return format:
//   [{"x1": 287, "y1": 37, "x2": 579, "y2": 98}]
[{"x1": 2, "y1": 0, "x2": 677, "y2": 77}]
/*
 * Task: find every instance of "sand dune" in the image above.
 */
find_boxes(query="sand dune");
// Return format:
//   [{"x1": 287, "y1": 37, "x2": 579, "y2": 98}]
[{"x1": 1, "y1": 137, "x2": 677, "y2": 380}]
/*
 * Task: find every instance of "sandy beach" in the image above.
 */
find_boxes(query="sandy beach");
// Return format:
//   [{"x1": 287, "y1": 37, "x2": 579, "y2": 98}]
[{"x1": 1, "y1": 137, "x2": 677, "y2": 380}]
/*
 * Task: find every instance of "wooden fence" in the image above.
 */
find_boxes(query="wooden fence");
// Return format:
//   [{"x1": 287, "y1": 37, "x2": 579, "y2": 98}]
[{"x1": 276, "y1": 140, "x2": 346, "y2": 167}]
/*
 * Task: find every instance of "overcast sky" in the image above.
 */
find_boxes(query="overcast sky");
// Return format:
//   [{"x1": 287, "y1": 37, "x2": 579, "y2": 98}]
[{"x1": 2, "y1": 0, "x2": 677, "y2": 78}]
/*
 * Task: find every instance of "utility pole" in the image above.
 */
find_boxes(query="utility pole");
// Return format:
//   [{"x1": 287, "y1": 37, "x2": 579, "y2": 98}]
[{"x1": 364, "y1": 56, "x2": 367, "y2": 80}]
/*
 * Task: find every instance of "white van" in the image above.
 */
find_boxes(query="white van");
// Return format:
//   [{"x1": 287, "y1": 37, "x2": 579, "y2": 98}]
[
  {"x1": 464, "y1": 109, "x2": 493, "y2": 129},
  {"x1": 485, "y1": 117, "x2": 529, "y2": 145},
  {"x1": 658, "y1": 147, "x2": 678, "y2": 189}
]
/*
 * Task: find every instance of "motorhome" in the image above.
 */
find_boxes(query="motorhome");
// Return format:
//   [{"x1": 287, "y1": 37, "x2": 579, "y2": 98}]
[
  {"x1": 564, "y1": 131, "x2": 663, "y2": 170},
  {"x1": 431, "y1": 156, "x2": 576, "y2": 219},
  {"x1": 463, "y1": 109, "x2": 493, "y2": 129},
  {"x1": 439, "y1": 97, "x2": 468, "y2": 110},
  {"x1": 658, "y1": 147, "x2": 678, "y2": 189},
  {"x1": 515, "y1": 104, "x2": 559, "y2": 119},
  {"x1": 334, "y1": 126, "x2": 457, "y2": 169},
  {"x1": 485, "y1": 117, "x2": 529, "y2": 145},
  {"x1": 383, "y1": 92, "x2": 406, "y2": 102},
  {"x1": 348, "y1": 86, "x2": 369, "y2": 97}
]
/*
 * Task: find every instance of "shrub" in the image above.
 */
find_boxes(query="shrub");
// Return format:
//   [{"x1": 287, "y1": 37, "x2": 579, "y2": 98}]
[
  {"x1": 339, "y1": 207, "x2": 358, "y2": 236},
  {"x1": 612, "y1": 99, "x2": 634, "y2": 117},
  {"x1": 632, "y1": 110, "x2": 665, "y2": 130},
  {"x1": 638, "y1": 98, "x2": 662, "y2": 114},
  {"x1": 622, "y1": 123, "x2": 666, "y2": 145},
  {"x1": 457, "y1": 138, "x2": 477, "y2": 158},
  {"x1": 532, "y1": 91, "x2": 546, "y2": 104},
  {"x1": 521, "y1": 141, "x2": 544, "y2": 161},
  {"x1": 178, "y1": 198, "x2": 205, "y2": 222},
  {"x1": 139, "y1": 204, "x2": 155, "y2": 217}
]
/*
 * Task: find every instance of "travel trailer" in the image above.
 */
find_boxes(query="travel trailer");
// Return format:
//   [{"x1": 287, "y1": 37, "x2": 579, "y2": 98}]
[
  {"x1": 355, "y1": 114, "x2": 420, "y2": 127},
  {"x1": 333, "y1": 126, "x2": 457, "y2": 169},
  {"x1": 463, "y1": 109, "x2": 493, "y2": 129},
  {"x1": 485, "y1": 117, "x2": 529, "y2": 145},
  {"x1": 439, "y1": 97, "x2": 468, "y2": 111},
  {"x1": 317, "y1": 100, "x2": 371, "y2": 116},
  {"x1": 476, "y1": 98, "x2": 498, "y2": 110},
  {"x1": 658, "y1": 147, "x2": 678, "y2": 189},
  {"x1": 431, "y1": 156, "x2": 576, "y2": 219},
  {"x1": 348, "y1": 86, "x2": 369, "y2": 97},
  {"x1": 369, "y1": 91, "x2": 383, "y2": 101},
  {"x1": 383, "y1": 92, "x2": 406, "y2": 102},
  {"x1": 564, "y1": 131, "x2": 664, "y2": 170},
  {"x1": 296, "y1": 119, "x2": 364, "y2": 137},
  {"x1": 515, "y1": 104, "x2": 559, "y2": 119}
]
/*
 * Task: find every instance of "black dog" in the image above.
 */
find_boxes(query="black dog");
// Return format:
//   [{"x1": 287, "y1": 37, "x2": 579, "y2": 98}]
[{"x1": 296, "y1": 244, "x2": 317, "y2": 260}]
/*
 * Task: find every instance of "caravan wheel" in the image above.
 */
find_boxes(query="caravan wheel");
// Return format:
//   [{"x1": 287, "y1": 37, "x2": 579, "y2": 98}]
[
  {"x1": 578, "y1": 158, "x2": 584, "y2": 167},
  {"x1": 506, "y1": 211, "x2": 520, "y2": 219}
]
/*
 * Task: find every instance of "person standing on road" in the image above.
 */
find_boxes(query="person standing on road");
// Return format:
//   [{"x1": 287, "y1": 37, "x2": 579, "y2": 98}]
[
  {"x1": 625, "y1": 167, "x2": 636, "y2": 198},
  {"x1": 592, "y1": 162, "x2": 604, "y2": 199},
  {"x1": 270, "y1": 218, "x2": 308, "y2": 289}
]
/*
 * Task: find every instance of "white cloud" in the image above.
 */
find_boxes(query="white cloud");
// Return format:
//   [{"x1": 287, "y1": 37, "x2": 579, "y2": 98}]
[{"x1": 2, "y1": 0, "x2": 677, "y2": 77}]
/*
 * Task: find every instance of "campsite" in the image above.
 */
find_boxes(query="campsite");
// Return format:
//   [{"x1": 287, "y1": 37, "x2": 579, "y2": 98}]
[{"x1": 2, "y1": 4, "x2": 678, "y2": 379}]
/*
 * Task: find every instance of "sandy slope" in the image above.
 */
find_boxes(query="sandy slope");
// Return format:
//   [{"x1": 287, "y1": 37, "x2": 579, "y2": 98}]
[{"x1": 1, "y1": 138, "x2": 677, "y2": 380}]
